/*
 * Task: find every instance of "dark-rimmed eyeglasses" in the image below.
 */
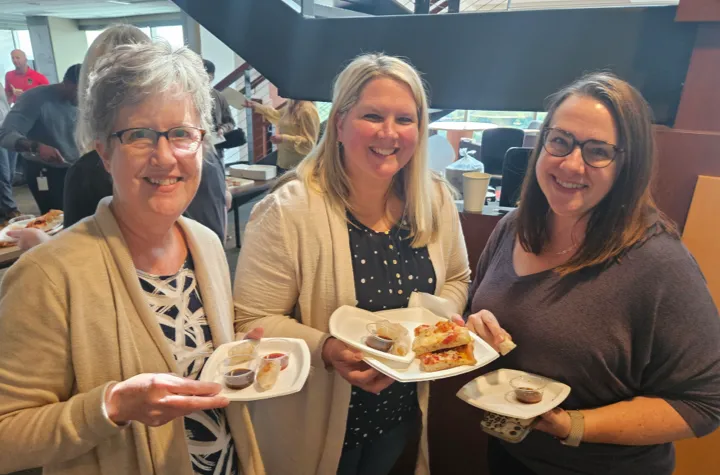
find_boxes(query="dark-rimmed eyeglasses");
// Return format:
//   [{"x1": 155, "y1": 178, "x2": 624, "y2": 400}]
[
  {"x1": 542, "y1": 127, "x2": 622, "y2": 169},
  {"x1": 111, "y1": 126, "x2": 206, "y2": 153}
]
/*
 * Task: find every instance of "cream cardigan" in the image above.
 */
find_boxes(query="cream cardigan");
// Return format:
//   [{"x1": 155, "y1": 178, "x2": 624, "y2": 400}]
[
  {"x1": 233, "y1": 180, "x2": 471, "y2": 475},
  {"x1": 0, "y1": 199, "x2": 265, "y2": 475}
]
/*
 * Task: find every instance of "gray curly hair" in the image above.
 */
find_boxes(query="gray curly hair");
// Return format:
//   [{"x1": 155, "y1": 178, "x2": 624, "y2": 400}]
[{"x1": 84, "y1": 41, "x2": 213, "y2": 151}]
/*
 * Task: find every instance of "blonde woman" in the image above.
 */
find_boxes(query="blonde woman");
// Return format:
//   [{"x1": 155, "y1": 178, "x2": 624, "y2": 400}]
[
  {"x1": 246, "y1": 98, "x2": 320, "y2": 172},
  {"x1": 233, "y1": 54, "x2": 471, "y2": 475}
]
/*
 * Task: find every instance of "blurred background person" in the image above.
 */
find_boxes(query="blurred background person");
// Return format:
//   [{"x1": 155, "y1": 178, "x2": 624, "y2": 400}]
[
  {"x1": 202, "y1": 59, "x2": 236, "y2": 144},
  {"x1": 4, "y1": 49, "x2": 49, "y2": 105},
  {"x1": 0, "y1": 64, "x2": 80, "y2": 213},
  {"x1": 0, "y1": 85, "x2": 19, "y2": 222},
  {"x1": 245, "y1": 97, "x2": 319, "y2": 173}
]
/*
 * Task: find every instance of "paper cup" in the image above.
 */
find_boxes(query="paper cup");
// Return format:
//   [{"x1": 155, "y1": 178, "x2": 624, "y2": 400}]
[{"x1": 463, "y1": 172, "x2": 491, "y2": 212}]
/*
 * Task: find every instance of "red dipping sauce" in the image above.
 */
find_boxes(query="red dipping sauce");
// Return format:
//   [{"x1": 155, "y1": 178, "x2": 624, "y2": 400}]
[{"x1": 263, "y1": 352, "x2": 289, "y2": 370}]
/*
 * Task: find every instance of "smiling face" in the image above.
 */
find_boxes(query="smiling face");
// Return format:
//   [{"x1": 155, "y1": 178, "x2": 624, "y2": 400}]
[
  {"x1": 336, "y1": 77, "x2": 419, "y2": 189},
  {"x1": 535, "y1": 94, "x2": 619, "y2": 220},
  {"x1": 96, "y1": 92, "x2": 203, "y2": 224}
]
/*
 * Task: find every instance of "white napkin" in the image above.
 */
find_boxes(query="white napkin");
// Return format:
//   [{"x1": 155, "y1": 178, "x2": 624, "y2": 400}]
[{"x1": 407, "y1": 292, "x2": 457, "y2": 318}]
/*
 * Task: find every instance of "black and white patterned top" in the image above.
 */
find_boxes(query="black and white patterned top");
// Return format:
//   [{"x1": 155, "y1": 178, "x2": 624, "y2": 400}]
[
  {"x1": 138, "y1": 257, "x2": 239, "y2": 475},
  {"x1": 343, "y1": 212, "x2": 437, "y2": 450}
]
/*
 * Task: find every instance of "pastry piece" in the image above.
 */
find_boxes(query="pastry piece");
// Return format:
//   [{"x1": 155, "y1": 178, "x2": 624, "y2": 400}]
[
  {"x1": 498, "y1": 336, "x2": 517, "y2": 356},
  {"x1": 412, "y1": 320, "x2": 472, "y2": 355},
  {"x1": 419, "y1": 343, "x2": 477, "y2": 372},
  {"x1": 229, "y1": 341, "x2": 256, "y2": 359},
  {"x1": 256, "y1": 359, "x2": 280, "y2": 390}
]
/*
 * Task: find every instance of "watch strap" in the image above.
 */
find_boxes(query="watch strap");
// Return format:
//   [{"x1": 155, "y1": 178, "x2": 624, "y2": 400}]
[{"x1": 561, "y1": 410, "x2": 584, "y2": 447}]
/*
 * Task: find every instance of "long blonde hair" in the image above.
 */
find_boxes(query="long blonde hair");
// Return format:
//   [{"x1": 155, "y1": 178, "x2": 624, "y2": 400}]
[{"x1": 277, "y1": 53, "x2": 446, "y2": 247}]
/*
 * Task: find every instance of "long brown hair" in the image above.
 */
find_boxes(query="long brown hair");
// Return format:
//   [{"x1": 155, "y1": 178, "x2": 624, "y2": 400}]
[{"x1": 516, "y1": 72, "x2": 676, "y2": 276}]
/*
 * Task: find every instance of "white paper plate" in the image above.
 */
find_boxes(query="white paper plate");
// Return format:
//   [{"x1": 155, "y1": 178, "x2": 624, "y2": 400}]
[
  {"x1": 364, "y1": 331, "x2": 498, "y2": 383},
  {"x1": 456, "y1": 368, "x2": 571, "y2": 419},
  {"x1": 199, "y1": 338, "x2": 311, "y2": 402},
  {"x1": 329, "y1": 305, "x2": 499, "y2": 382},
  {"x1": 0, "y1": 218, "x2": 35, "y2": 243},
  {"x1": 329, "y1": 306, "x2": 438, "y2": 364}
]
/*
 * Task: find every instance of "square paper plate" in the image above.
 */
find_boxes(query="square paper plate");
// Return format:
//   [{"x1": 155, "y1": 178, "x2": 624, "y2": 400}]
[
  {"x1": 456, "y1": 368, "x2": 571, "y2": 419},
  {"x1": 199, "y1": 338, "x2": 310, "y2": 402},
  {"x1": 330, "y1": 305, "x2": 499, "y2": 382},
  {"x1": 329, "y1": 305, "x2": 426, "y2": 364}
]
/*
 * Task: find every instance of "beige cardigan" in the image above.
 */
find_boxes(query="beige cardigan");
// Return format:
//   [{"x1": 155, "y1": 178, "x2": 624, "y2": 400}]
[
  {"x1": 0, "y1": 199, "x2": 265, "y2": 475},
  {"x1": 233, "y1": 180, "x2": 471, "y2": 475}
]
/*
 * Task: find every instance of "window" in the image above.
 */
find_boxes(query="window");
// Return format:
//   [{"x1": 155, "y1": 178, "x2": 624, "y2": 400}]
[
  {"x1": 434, "y1": 110, "x2": 547, "y2": 142},
  {"x1": 150, "y1": 25, "x2": 184, "y2": 50},
  {"x1": 0, "y1": 30, "x2": 14, "y2": 81},
  {"x1": 315, "y1": 101, "x2": 332, "y2": 123},
  {"x1": 85, "y1": 25, "x2": 183, "y2": 51},
  {"x1": 12, "y1": 30, "x2": 33, "y2": 60}
]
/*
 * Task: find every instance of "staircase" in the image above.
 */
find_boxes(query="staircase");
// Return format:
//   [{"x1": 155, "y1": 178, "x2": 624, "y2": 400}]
[{"x1": 173, "y1": 0, "x2": 695, "y2": 125}]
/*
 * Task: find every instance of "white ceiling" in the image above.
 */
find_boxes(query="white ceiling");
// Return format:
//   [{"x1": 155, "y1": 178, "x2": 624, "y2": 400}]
[{"x1": 0, "y1": 0, "x2": 179, "y2": 27}]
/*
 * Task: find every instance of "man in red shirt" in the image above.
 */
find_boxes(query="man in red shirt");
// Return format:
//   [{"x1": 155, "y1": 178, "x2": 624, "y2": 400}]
[{"x1": 4, "y1": 49, "x2": 49, "y2": 104}]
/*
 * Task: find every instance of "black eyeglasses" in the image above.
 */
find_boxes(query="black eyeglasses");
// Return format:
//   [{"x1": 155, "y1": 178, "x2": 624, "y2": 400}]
[
  {"x1": 112, "y1": 126, "x2": 206, "y2": 153},
  {"x1": 542, "y1": 127, "x2": 622, "y2": 169}
]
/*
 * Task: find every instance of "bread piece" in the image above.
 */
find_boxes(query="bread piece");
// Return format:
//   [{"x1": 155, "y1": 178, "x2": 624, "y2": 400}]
[
  {"x1": 412, "y1": 320, "x2": 472, "y2": 355},
  {"x1": 419, "y1": 343, "x2": 477, "y2": 372},
  {"x1": 498, "y1": 337, "x2": 517, "y2": 356}
]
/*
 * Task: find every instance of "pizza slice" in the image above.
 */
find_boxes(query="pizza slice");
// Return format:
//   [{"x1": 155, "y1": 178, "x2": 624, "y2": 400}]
[
  {"x1": 26, "y1": 210, "x2": 63, "y2": 232},
  {"x1": 412, "y1": 320, "x2": 472, "y2": 355},
  {"x1": 419, "y1": 343, "x2": 477, "y2": 372}
]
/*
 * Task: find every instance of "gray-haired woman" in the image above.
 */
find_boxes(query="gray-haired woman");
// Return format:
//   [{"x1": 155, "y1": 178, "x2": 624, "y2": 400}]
[{"x1": 0, "y1": 42, "x2": 265, "y2": 475}]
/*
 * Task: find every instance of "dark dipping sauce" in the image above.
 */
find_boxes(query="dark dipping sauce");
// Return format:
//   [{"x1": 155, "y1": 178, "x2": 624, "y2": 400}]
[
  {"x1": 515, "y1": 388, "x2": 543, "y2": 404},
  {"x1": 366, "y1": 335, "x2": 394, "y2": 352},
  {"x1": 225, "y1": 368, "x2": 255, "y2": 390}
]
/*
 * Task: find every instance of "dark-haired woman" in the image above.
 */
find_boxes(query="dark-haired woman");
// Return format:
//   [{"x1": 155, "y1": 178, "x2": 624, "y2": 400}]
[{"x1": 463, "y1": 73, "x2": 720, "y2": 475}]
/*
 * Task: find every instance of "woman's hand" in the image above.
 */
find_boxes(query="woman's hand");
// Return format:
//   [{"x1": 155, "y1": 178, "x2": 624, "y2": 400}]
[
  {"x1": 244, "y1": 327, "x2": 264, "y2": 340},
  {"x1": 6, "y1": 228, "x2": 51, "y2": 251},
  {"x1": 459, "y1": 310, "x2": 512, "y2": 353},
  {"x1": 322, "y1": 337, "x2": 394, "y2": 394},
  {"x1": 534, "y1": 408, "x2": 572, "y2": 439},
  {"x1": 105, "y1": 373, "x2": 229, "y2": 426},
  {"x1": 270, "y1": 134, "x2": 285, "y2": 145},
  {"x1": 243, "y1": 100, "x2": 256, "y2": 109}
]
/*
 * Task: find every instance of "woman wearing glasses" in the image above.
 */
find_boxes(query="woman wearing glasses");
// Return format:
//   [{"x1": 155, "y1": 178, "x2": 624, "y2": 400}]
[
  {"x1": 0, "y1": 42, "x2": 265, "y2": 475},
  {"x1": 463, "y1": 73, "x2": 720, "y2": 474}
]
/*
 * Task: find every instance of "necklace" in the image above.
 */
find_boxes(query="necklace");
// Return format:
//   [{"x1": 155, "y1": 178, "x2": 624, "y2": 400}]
[{"x1": 554, "y1": 243, "x2": 577, "y2": 256}]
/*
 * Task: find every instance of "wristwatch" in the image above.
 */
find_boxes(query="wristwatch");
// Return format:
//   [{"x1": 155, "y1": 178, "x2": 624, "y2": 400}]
[{"x1": 561, "y1": 410, "x2": 585, "y2": 447}]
